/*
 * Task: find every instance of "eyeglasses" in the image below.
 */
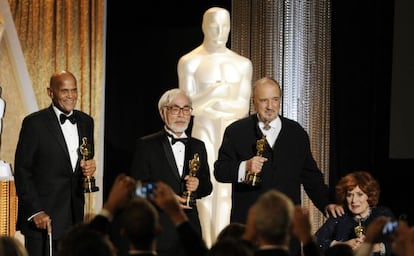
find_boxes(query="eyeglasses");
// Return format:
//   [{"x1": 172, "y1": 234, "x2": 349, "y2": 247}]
[{"x1": 165, "y1": 105, "x2": 193, "y2": 115}]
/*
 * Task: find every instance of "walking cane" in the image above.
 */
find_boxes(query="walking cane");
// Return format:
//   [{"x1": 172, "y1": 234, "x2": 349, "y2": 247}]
[{"x1": 47, "y1": 219, "x2": 52, "y2": 256}]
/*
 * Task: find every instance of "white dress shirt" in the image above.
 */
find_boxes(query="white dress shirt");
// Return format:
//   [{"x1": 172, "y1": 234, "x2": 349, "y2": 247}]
[
  {"x1": 53, "y1": 106, "x2": 79, "y2": 171},
  {"x1": 165, "y1": 129, "x2": 188, "y2": 177},
  {"x1": 237, "y1": 116, "x2": 282, "y2": 182}
]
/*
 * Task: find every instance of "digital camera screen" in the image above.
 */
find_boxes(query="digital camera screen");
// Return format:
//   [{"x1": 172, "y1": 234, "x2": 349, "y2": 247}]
[
  {"x1": 382, "y1": 220, "x2": 398, "y2": 235},
  {"x1": 134, "y1": 181, "x2": 155, "y2": 199}
]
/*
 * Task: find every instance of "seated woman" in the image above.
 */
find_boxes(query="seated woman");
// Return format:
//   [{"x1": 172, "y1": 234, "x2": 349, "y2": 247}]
[{"x1": 315, "y1": 171, "x2": 395, "y2": 256}]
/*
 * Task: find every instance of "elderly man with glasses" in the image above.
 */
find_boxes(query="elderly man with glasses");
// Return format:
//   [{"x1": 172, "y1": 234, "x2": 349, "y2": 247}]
[{"x1": 129, "y1": 88, "x2": 213, "y2": 256}]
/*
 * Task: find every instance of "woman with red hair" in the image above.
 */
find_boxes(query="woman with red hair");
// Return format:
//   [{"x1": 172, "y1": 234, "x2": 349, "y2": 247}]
[{"x1": 315, "y1": 171, "x2": 395, "y2": 255}]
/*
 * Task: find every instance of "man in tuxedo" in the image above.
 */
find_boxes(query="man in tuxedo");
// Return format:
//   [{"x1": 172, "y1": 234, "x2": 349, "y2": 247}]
[
  {"x1": 14, "y1": 70, "x2": 96, "y2": 256},
  {"x1": 214, "y1": 77, "x2": 344, "y2": 255},
  {"x1": 130, "y1": 88, "x2": 213, "y2": 256}
]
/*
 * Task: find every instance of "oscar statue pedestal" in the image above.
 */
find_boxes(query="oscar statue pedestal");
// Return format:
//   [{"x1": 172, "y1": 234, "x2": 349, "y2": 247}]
[{"x1": 0, "y1": 161, "x2": 18, "y2": 236}]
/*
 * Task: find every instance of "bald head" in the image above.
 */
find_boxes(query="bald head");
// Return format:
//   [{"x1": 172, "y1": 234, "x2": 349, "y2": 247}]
[
  {"x1": 252, "y1": 77, "x2": 282, "y2": 125},
  {"x1": 48, "y1": 70, "x2": 78, "y2": 114},
  {"x1": 49, "y1": 70, "x2": 77, "y2": 90}
]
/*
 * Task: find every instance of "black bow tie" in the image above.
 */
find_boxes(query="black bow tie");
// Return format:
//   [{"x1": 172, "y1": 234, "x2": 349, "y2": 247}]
[
  {"x1": 60, "y1": 113, "x2": 77, "y2": 124},
  {"x1": 166, "y1": 133, "x2": 188, "y2": 145}
]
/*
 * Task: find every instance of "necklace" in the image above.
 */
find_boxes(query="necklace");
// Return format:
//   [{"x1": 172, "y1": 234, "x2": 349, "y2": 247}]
[{"x1": 353, "y1": 208, "x2": 372, "y2": 222}]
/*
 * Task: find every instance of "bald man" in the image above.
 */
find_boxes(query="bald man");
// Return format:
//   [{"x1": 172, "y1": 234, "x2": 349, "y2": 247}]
[{"x1": 14, "y1": 70, "x2": 96, "y2": 256}]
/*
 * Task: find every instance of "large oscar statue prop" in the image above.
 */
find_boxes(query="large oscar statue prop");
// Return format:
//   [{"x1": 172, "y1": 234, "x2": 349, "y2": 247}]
[
  {"x1": 182, "y1": 153, "x2": 200, "y2": 207},
  {"x1": 79, "y1": 137, "x2": 99, "y2": 193},
  {"x1": 244, "y1": 135, "x2": 266, "y2": 186}
]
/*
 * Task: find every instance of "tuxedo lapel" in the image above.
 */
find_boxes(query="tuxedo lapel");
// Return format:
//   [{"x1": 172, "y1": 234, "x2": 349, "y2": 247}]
[
  {"x1": 160, "y1": 133, "x2": 182, "y2": 181},
  {"x1": 253, "y1": 115, "x2": 263, "y2": 139},
  {"x1": 45, "y1": 106, "x2": 71, "y2": 163}
]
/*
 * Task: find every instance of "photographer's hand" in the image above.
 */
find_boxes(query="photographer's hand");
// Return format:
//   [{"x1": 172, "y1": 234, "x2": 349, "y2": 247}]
[
  {"x1": 103, "y1": 174, "x2": 136, "y2": 214},
  {"x1": 175, "y1": 194, "x2": 193, "y2": 209},
  {"x1": 365, "y1": 216, "x2": 391, "y2": 243},
  {"x1": 392, "y1": 220, "x2": 414, "y2": 256},
  {"x1": 153, "y1": 181, "x2": 189, "y2": 225}
]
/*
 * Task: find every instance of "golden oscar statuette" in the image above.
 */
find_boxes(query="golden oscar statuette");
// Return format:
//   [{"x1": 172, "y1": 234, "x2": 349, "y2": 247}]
[
  {"x1": 244, "y1": 135, "x2": 266, "y2": 186},
  {"x1": 182, "y1": 153, "x2": 200, "y2": 207},
  {"x1": 354, "y1": 219, "x2": 365, "y2": 238},
  {"x1": 79, "y1": 137, "x2": 99, "y2": 193}
]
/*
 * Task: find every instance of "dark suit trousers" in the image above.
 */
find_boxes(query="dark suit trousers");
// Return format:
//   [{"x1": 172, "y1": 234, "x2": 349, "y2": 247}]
[{"x1": 25, "y1": 234, "x2": 58, "y2": 256}]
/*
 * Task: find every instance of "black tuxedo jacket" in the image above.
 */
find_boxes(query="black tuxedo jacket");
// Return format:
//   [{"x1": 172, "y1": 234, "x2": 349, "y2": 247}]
[
  {"x1": 129, "y1": 129, "x2": 212, "y2": 256},
  {"x1": 214, "y1": 114, "x2": 330, "y2": 223},
  {"x1": 14, "y1": 105, "x2": 94, "y2": 240}
]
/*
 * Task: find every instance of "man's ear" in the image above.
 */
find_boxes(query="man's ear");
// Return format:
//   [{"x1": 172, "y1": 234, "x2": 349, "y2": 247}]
[
  {"x1": 159, "y1": 109, "x2": 166, "y2": 122},
  {"x1": 47, "y1": 87, "x2": 53, "y2": 98}
]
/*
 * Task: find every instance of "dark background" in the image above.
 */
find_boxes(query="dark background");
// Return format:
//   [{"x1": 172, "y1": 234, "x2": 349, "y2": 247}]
[{"x1": 104, "y1": 0, "x2": 414, "y2": 224}]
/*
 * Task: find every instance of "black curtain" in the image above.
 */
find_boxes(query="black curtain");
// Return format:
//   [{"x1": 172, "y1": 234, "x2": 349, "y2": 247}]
[
  {"x1": 104, "y1": 0, "x2": 231, "y2": 201},
  {"x1": 330, "y1": 0, "x2": 413, "y2": 223}
]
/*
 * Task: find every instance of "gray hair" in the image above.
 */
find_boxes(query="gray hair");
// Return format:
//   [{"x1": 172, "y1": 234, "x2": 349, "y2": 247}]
[
  {"x1": 254, "y1": 189, "x2": 294, "y2": 244},
  {"x1": 157, "y1": 88, "x2": 192, "y2": 115}
]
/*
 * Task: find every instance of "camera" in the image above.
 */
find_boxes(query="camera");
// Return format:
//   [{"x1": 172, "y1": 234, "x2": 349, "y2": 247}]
[
  {"x1": 382, "y1": 220, "x2": 398, "y2": 236},
  {"x1": 134, "y1": 180, "x2": 156, "y2": 199}
]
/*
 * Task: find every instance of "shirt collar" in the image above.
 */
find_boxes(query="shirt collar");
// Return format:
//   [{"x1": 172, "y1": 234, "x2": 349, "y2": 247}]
[
  {"x1": 52, "y1": 104, "x2": 73, "y2": 119},
  {"x1": 258, "y1": 115, "x2": 280, "y2": 130}
]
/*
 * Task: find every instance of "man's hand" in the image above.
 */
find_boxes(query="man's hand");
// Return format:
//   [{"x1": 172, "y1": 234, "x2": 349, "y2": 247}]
[
  {"x1": 33, "y1": 211, "x2": 51, "y2": 230},
  {"x1": 246, "y1": 156, "x2": 268, "y2": 174},
  {"x1": 80, "y1": 159, "x2": 96, "y2": 177},
  {"x1": 324, "y1": 204, "x2": 344, "y2": 218},
  {"x1": 184, "y1": 175, "x2": 199, "y2": 192}
]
